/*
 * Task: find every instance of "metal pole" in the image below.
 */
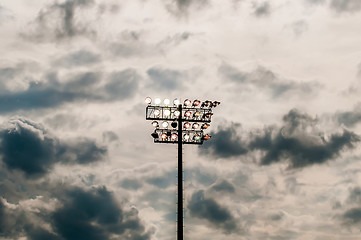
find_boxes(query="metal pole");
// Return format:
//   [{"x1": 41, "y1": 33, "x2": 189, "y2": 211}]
[{"x1": 177, "y1": 104, "x2": 183, "y2": 240}]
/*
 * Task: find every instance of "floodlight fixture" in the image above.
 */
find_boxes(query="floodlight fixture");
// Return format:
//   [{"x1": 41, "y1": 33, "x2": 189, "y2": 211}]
[
  {"x1": 193, "y1": 134, "x2": 201, "y2": 141},
  {"x1": 213, "y1": 101, "x2": 220, "y2": 107},
  {"x1": 192, "y1": 123, "x2": 199, "y2": 129},
  {"x1": 164, "y1": 98, "x2": 170, "y2": 105},
  {"x1": 204, "y1": 112, "x2": 213, "y2": 118},
  {"x1": 154, "y1": 98, "x2": 161, "y2": 105},
  {"x1": 145, "y1": 97, "x2": 152, "y2": 104},
  {"x1": 162, "y1": 121, "x2": 169, "y2": 128},
  {"x1": 164, "y1": 109, "x2": 171, "y2": 116},
  {"x1": 161, "y1": 133, "x2": 168, "y2": 139},
  {"x1": 173, "y1": 98, "x2": 180, "y2": 106},
  {"x1": 154, "y1": 109, "x2": 160, "y2": 116},
  {"x1": 184, "y1": 122, "x2": 191, "y2": 129},
  {"x1": 171, "y1": 133, "x2": 178, "y2": 140},
  {"x1": 193, "y1": 99, "x2": 201, "y2": 106},
  {"x1": 184, "y1": 99, "x2": 191, "y2": 106},
  {"x1": 201, "y1": 123, "x2": 210, "y2": 129},
  {"x1": 171, "y1": 122, "x2": 178, "y2": 128},
  {"x1": 194, "y1": 111, "x2": 201, "y2": 118},
  {"x1": 203, "y1": 134, "x2": 211, "y2": 140},
  {"x1": 183, "y1": 134, "x2": 190, "y2": 140},
  {"x1": 151, "y1": 132, "x2": 159, "y2": 139},
  {"x1": 152, "y1": 121, "x2": 159, "y2": 127},
  {"x1": 202, "y1": 100, "x2": 212, "y2": 108},
  {"x1": 184, "y1": 111, "x2": 192, "y2": 118},
  {"x1": 174, "y1": 110, "x2": 180, "y2": 117}
]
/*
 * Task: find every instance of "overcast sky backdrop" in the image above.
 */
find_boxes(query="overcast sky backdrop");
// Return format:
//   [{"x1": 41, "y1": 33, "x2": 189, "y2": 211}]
[{"x1": 1, "y1": 0, "x2": 361, "y2": 239}]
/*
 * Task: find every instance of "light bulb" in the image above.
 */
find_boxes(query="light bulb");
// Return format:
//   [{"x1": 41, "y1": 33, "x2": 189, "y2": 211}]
[
  {"x1": 171, "y1": 133, "x2": 178, "y2": 140},
  {"x1": 184, "y1": 99, "x2": 191, "y2": 106},
  {"x1": 145, "y1": 97, "x2": 152, "y2": 104},
  {"x1": 161, "y1": 133, "x2": 167, "y2": 139},
  {"x1": 173, "y1": 99, "x2": 180, "y2": 105},
  {"x1": 164, "y1": 109, "x2": 171, "y2": 116},
  {"x1": 154, "y1": 109, "x2": 160, "y2": 116},
  {"x1": 154, "y1": 98, "x2": 161, "y2": 104}
]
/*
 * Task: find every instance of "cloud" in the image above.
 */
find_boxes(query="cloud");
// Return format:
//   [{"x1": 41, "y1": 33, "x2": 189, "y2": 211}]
[
  {"x1": 0, "y1": 186, "x2": 154, "y2": 240},
  {"x1": 108, "y1": 30, "x2": 193, "y2": 58},
  {"x1": 52, "y1": 50, "x2": 101, "y2": 68},
  {"x1": 305, "y1": 0, "x2": 326, "y2": 5},
  {"x1": 23, "y1": 0, "x2": 96, "y2": 41},
  {"x1": 335, "y1": 104, "x2": 361, "y2": 128},
  {"x1": 199, "y1": 122, "x2": 248, "y2": 159},
  {"x1": 52, "y1": 186, "x2": 153, "y2": 240},
  {"x1": 188, "y1": 190, "x2": 238, "y2": 234},
  {"x1": 0, "y1": 69, "x2": 140, "y2": 113},
  {"x1": 290, "y1": 20, "x2": 309, "y2": 37},
  {"x1": 218, "y1": 63, "x2": 321, "y2": 99},
  {"x1": 252, "y1": 109, "x2": 360, "y2": 168},
  {"x1": 340, "y1": 187, "x2": 361, "y2": 226},
  {"x1": 211, "y1": 180, "x2": 236, "y2": 193},
  {"x1": 330, "y1": 0, "x2": 361, "y2": 13},
  {"x1": 200, "y1": 109, "x2": 360, "y2": 169},
  {"x1": 146, "y1": 170, "x2": 176, "y2": 189},
  {"x1": 163, "y1": 0, "x2": 210, "y2": 16},
  {"x1": 120, "y1": 178, "x2": 143, "y2": 190},
  {"x1": 253, "y1": 2, "x2": 271, "y2": 17},
  {"x1": 147, "y1": 67, "x2": 188, "y2": 91},
  {"x1": 0, "y1": 118, "x2": 106, "y2": 178}
]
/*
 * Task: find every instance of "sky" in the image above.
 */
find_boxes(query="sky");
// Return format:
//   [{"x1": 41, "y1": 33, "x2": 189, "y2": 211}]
[{"x1": 1, "y1": 0, "x2": 361, "y2": 239}]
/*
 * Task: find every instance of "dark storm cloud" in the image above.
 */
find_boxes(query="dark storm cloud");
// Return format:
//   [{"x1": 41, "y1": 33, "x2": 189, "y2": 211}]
[
  {"x1": 52, "y1": 50, "x2": 101, "y2": 68},
  {"x1": 253, "y1": 2, "x2": 271, "y2": 17},
  {"x1": 251, "y1": 109, "x2": 360, "y2": 168},
  {"x1": 24, "y1": 0, "x2": 95, "y2": 41},
  {"x1": 0, "y1": 186, "x2": 153, "y2": 240},
  {"x1": 342, "y1": 208, "x2": 361, "y2": 224},
  {"x1": 147, "y1": 67, "x2": 186, "y2": 91},
  {"x1": 0, "y1": 68, "x2": 140, "y2": 113},
  {"x1": 199, "y1": 122, "x2": 248, "y2": 158},
  {"x1": 188, "y1": 190, "x2": 238, "y2": 234},
  {"x1": 330, "y1": 0, "x2": 361, "y2": 13},
  {"x1": 218, "y1": 63, "x2": 321, "y2": 99},
  {"x1": 0, "y1": 118, "x2": 106, "y2": 178},
  {"x1": 52, "y1": 186, "x2": 153, "y2": 240},
  {"x1": 200, "y1": 109, "x2": 360, "y2": 168}
]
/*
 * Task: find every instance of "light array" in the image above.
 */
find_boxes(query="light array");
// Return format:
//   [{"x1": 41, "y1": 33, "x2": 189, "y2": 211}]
[{"x1": 145, "y1": 97, "x2": 220, "y2": 145}]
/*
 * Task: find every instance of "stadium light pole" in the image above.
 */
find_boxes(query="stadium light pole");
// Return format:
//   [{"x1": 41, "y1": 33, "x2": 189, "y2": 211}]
[{"x1": 145, "y1": 97, "x2": 220, "y2": 240}]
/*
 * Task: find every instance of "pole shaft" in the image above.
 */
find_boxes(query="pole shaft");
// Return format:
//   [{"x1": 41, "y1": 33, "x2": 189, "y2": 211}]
[{"x1": 177, "y1": 104, "x2": 183, "y2": 240}]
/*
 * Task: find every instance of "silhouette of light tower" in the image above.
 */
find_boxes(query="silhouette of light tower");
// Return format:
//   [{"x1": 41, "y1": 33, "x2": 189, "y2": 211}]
[{"x1": 145, "y1": 97, "x2": 220, "y2": 240}]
